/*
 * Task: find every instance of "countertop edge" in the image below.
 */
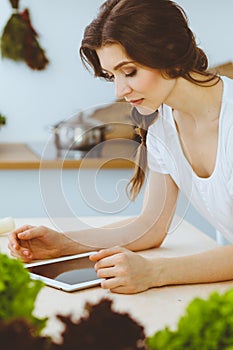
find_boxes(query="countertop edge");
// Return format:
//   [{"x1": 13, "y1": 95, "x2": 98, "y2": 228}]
[{"x1": 0, "y1": 143, "x2": 135, "y2": 170}]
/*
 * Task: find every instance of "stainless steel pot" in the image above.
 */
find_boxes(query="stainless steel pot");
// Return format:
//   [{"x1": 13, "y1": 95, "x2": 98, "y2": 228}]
[{"x1": 52, "y1": 112, "x2": 109, "y2": 151}]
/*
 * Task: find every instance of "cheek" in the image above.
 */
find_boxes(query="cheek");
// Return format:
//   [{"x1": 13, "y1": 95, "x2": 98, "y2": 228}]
[
  {"x1": 143, "y1": 77, "x2": 170, "y2": 109},
  {"x1": 137, "y1": 71, "x2": 163, "y2": 93},
  {"x1": 139, "y1": 74, "x2": 158, "y2": 91}
]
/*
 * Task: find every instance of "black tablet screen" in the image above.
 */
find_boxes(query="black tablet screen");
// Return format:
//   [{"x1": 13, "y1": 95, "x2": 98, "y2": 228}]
[{"x1": 27, "y1": 256, "x2": 98, "y2": 285}]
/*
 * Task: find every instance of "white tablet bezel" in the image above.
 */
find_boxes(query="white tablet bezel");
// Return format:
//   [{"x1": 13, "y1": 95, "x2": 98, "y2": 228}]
[{"x1": 25, "y1": 252, "x2": 102, "y2": 292}]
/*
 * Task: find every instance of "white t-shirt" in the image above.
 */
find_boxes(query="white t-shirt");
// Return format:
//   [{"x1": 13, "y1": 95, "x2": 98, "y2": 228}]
[{"x1": 147, "y1": 76, "x2": 233, "y2": 242}]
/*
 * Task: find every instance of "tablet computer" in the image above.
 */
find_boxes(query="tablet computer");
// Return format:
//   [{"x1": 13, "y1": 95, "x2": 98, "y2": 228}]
[{"x1": 25, "y1": 252, "x2": 103, "y2": 292}]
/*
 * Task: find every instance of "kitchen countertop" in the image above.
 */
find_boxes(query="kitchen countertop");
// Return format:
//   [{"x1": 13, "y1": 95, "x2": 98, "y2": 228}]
[
  {"x1": 1, "y1": 215, "x2": 233, "y2": 340},
  {"x1": 0, "y1": 141, "x2": 137, "y2": 170}
]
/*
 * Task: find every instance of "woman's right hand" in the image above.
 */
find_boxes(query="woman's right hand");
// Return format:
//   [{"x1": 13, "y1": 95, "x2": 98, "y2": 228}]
[{"x1": 8, "y1": 225, "x2": 76, "y2": 262}]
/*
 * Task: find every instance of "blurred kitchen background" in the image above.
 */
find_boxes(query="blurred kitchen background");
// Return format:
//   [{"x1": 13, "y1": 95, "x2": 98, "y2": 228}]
[
  {"x1": 0, "y1": 0, "x2": 233, "y2": 142},
  {"x1": 0, "y1": 0, "x2": 233, "y2": 242}
]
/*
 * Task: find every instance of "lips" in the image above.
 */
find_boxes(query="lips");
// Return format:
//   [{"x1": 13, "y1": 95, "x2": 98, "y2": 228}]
[{"x1": 127, "y1": 98, "x2": 144, "y2": 106}]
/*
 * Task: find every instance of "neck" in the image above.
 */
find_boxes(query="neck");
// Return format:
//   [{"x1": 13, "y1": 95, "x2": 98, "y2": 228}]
[{"x1": 164, "y1": 74, "x2": 222, "y2": 124}]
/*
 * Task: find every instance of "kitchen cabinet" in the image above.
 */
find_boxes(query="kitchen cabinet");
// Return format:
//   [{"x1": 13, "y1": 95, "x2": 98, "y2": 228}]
[
  {"x1": 0, "y1": 168, "x2": 144, "y2": 218},
  {"x1": 0, "y1": 143, "x2": 143, "y2": 218}
]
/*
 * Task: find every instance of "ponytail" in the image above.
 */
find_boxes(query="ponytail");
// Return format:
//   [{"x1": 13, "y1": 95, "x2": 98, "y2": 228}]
[{"x1": 127, "y1": 108, "x2": 158, "y2": 200}]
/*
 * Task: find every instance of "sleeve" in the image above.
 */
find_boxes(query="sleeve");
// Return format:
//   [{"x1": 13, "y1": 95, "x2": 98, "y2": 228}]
[
  {"x1": 146, "y1": 123, "x2": 169, "y2": 174},
  {"x1": 229, "y1": 176, "x2": 233, "y2": 197},
  {"x1": 226, "y1": 126, "x2": 233, "y2": 197}
]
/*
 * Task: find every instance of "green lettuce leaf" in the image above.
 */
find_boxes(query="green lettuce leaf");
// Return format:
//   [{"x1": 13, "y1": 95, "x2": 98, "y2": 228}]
[
  {"x1": 147, "y1": 289, "x2": 233, "y2": 350},
  {"x1": 0, "y1": 253, "x2": 47, "y2": 334}
]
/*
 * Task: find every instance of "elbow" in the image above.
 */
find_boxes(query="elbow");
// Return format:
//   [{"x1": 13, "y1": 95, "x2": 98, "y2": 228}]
[
  {"x1": 149, "y1": 237, "x2": 164, "y2": 249},
  {"x1": 150, "y1": 224, "x2": 168, "y2": 248},
  {"x1": 144, "y1": 231, "x2": 167, "y2": 250},
  {"x1": 153, "y1": 240, "x2": 164, "y2": 248}
]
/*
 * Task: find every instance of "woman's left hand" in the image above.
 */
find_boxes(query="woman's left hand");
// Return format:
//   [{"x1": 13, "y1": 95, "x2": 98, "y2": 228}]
[{"x1": 90, "y1": 246, "x2": 154, "y2": 294}]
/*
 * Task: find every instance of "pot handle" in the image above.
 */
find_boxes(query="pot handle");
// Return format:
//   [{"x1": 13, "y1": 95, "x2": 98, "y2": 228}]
[{"x1": 45, "y1": 121, "x2": 64, "y2": 133}]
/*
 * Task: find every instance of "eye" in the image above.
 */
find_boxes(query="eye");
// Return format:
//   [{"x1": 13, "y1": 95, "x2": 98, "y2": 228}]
[
  {"x1": 101, "y1": 71, "x2": 114, "y2": 82},
  {"x1": 125, "y1": 69, "x2": 137, "y2": 78}
]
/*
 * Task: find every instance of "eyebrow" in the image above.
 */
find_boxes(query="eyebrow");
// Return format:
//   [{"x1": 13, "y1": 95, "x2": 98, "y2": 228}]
[{"x1": 113, "y1": 60, "x2": 135, "y2": 71}]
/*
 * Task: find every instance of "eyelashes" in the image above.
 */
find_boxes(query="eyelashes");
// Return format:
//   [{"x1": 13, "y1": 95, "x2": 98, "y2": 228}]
[
  {"x1": 100, "y1": 69, "x2": 137, "y2": 82},
  {"x1": 125, "y1": 69, "x2": 137, "y2": 77},
  {"x1": 100, "y1": 71, "x2": 114, "y2": 82}
]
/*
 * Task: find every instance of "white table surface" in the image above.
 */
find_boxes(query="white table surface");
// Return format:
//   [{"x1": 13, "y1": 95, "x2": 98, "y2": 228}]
[{"x1": 1, "y1": 216, "x2": 233, "y2": 341}]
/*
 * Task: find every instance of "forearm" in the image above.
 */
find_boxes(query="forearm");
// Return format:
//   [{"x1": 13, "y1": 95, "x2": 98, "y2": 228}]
[
  {"x1": 64, "y1": 172, "x2": 177, "y2": 255},
  {"x1": 153, "y1": 244, "x2": 233, "y2": 287},
  {"x1": 64, "y1": 215, "x2": 167, "y2": 253}
]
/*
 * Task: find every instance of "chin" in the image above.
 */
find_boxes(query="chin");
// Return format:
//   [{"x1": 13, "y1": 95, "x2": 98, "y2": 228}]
[{"x1": 136, "y1": 106, "x2": 156, "y2": 115}]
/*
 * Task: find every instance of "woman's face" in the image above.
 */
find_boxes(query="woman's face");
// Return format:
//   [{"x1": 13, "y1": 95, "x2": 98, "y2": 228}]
[{"x1": 96, "y1": 43, "x2": 177, "y2": 114}]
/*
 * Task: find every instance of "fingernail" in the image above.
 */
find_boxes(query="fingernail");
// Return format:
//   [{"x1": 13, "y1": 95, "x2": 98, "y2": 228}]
[{"x1": 23, "y1": 250, "x2": 29, "y2": 256}]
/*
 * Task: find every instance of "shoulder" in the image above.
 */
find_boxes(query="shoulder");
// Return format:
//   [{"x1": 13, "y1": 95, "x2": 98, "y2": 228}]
[
  {"x1": 148, "y1": 104, "x2": 173, "y2": 132},
  {"x1": 147, "y1": 104, "x2": 177, "y2": 154},
  {"x1": 220, "y1": 76, "x2": 233, "y2": 141},
  {"x1": 221, "y1": 76, "x2": 233, "y2": 104}
]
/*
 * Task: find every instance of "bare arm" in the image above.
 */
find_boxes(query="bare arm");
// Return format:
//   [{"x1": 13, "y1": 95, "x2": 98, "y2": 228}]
[
  {"x1": 90, "y1": 243, "x2": 233, "y2": 294},
  {"x1": 64, "y1": 170, "x2": 179, "y2": 251},
  {"x1": 154, "y1": 244, "x2": 233, "y2": 287},
  {"x1": 8, "y1": 171, "x2": 178, "y2": 261}
]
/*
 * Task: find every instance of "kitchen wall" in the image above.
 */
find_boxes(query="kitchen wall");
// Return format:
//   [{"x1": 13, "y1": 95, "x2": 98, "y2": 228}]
[
  {"x1": 0, "y1": 0, "x2": 114, "y2": 143},
  {"x1": 0, "y1": 0, "x2": 233, "y2": 142}
]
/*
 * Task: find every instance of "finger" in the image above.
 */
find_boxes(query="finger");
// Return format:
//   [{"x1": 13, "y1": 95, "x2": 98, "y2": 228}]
[
  {"x1": 9, "y1": 247, "x2": 33, "y2": 262},
  {"x1": 101, "y1": 277, "x2": 138, "y2": 294},
  {"x1": 8, "y1": 240, "x2": 19, "y2": 252},
  {"x1": 9, "y1": 225, "x2": 35, "y2": 244},
  {"x1": 17, "y1": 227, "x2": 40, "y2": 240},
  {"x1": 8, "y1": 238, "x2": 33, "y2": 260},
  {"x1": 94, "y1": 255, "x2": 117, "y2": 270},
  {"x1": 100, "y1": 276, "x2": 123, "y2": 290},
  {"x1": 90, "y1": 246, "x2": 126, "y2": 261},
  {"x1": 97, "y1": 266, "x2": 117, "y2": 279},
  {"x1": 12, "y1": 225, "x2": 34, "y2": 235},
  {"x1": 8, "y1": 232, "x2": 20, "y2": 250},
  {"x1": 8, "y1": 236, "x2": 33, "y2": 258}
]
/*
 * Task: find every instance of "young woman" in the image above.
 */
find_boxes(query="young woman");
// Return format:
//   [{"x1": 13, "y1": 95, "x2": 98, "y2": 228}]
[{"x1": 8, "y1": 0, "x2": 233, "y2": 294}]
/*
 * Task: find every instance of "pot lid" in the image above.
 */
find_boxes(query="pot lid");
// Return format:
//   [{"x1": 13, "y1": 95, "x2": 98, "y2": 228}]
[{"x1": 54, "y1": 112, "x2": 105, "y2": 131}]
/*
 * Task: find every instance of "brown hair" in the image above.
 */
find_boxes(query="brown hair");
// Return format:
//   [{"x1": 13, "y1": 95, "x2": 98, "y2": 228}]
[{"x1": 80, "y1": 0, "x2": 219, "y2": 200}]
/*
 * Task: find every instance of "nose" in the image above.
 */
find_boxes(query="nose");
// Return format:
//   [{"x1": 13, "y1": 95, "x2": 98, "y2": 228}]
[{"x1": 114, "y1": 77, "x2": 132, "y2": 99}]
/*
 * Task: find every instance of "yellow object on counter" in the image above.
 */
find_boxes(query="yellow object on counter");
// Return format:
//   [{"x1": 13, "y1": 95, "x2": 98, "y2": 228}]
[{"x1": 0, "y1": 217, "x2": 15, "y2": 234}]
